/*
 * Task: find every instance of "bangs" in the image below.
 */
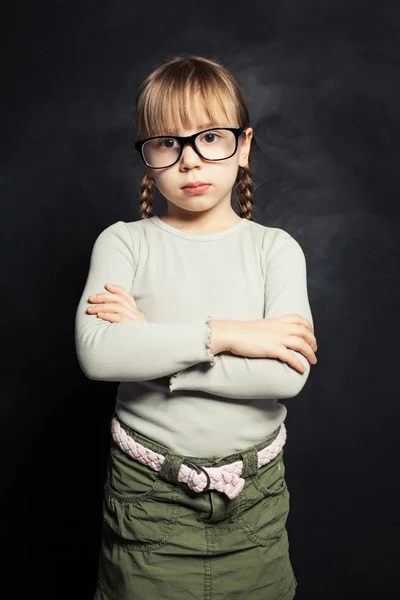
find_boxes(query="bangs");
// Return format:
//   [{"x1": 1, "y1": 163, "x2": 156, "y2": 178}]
[{"x1": 137, "y1": 74, "x2": 240, "y2": 139}]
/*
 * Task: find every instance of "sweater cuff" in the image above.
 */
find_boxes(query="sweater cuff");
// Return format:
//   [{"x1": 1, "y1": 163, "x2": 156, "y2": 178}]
[
  {"x1": 205, "y1": 315, "x2": 217, "y2": 367},
  {"x1": 169, "y1": 315, "x2": 217, "y2": 393}
]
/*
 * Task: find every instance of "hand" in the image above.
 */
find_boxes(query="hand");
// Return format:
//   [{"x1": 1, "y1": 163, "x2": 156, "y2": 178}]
[
  {"x1": 228, "y1": 314, "x2": 317, "y2": 373},
  {"x1": 87, "y1": 283, "x2": 148, "y2": 323}
]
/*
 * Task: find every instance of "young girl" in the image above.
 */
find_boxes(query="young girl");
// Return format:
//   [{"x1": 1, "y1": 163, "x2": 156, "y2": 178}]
[{"x1": 75, "y1": 55, "x2": 317, "y2": 600}]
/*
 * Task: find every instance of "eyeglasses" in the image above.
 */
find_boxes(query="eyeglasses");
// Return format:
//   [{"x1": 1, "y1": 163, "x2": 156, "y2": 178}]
[{"x1": 134, "y1": 126, "x2": 245, "y2": 169}]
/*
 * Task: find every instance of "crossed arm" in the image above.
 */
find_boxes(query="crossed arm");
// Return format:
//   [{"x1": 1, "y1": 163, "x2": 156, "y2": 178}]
[
  {"x1": 76, "y1": 221, "x2": 314, "y2": 399},
  {"x1": 168, "y1": 234, "x2": 314, "y2": 400},
  {"x1": 75, "y1": 222, "x2": 216, "y2": 382}
]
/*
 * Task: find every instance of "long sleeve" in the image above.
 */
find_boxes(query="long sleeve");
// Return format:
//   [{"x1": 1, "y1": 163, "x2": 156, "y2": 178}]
[
  {"x1": 169, "y1": 229, "x2": 314, "y2": 399},
  {"x1": 74, "y1": 221, "x2": 216, "y2": 382}
]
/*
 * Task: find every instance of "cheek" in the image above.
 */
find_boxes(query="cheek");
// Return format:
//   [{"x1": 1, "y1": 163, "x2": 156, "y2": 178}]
[
  {"x1": 151, "y1": 171, "x2": 174, "y2": 190},
  {"x1": 208, "y1": 158, "x2": 240, "y2": 180},
  {"x1": 217, "y1": 160, "x2": 241, "y2": 184}
]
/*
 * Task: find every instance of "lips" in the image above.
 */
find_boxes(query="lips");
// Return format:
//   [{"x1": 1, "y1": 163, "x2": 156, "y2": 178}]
[{"x1": 181, "y1": 181, "x2": 209, "y2": 188}]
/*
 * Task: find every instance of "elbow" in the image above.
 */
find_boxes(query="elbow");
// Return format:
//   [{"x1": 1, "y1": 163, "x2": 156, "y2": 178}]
[
  {"x1": 278, "y1": 359, "x2": 312, "y2": 398},
  {"x1": 75, "y1": 320, "x2": 112, "y2": 381},
  {"x1": 75, "y1": 331, "x2": 110, "y2": 382},
  {"x1": 288, "y1": 371, "x2": 311, "y2": 398},
  {"x1": 75, "y1": 352, "x2": 105, "y2": 381}
]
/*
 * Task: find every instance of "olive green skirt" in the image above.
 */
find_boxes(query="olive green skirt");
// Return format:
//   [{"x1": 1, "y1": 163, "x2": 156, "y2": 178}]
[{"x1": 94, "y1": 416, "x2": 297, "y2": 600}]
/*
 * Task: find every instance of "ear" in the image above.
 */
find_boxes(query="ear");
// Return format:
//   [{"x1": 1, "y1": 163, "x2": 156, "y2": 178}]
[{"x1": 238, "y1": 128, "x2": 253, "y2": 168}]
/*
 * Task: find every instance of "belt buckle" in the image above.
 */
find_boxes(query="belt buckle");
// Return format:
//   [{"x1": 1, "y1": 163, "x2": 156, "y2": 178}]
[{"x1": 182, "y1": 460, "x2": 211, "y2": 492}]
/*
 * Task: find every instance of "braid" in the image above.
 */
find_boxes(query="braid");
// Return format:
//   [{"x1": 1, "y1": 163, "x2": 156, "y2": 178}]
[
  {"x1": 139, "y1": 166, "x2": 255, "y2": 221},
  {"x1": 139, "y1": 174, "x2": 156, "y2": 219},
  {"x1": 236, "y1": 164, "x2": 255, "y2": 220}
]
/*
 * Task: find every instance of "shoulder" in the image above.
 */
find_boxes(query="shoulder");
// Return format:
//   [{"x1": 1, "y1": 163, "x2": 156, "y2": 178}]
[
  {"x1": 96, "y1": 217, "x2": 149, "y2": 238},
  {"x1": 247, "y1": 220, "x2": 303, "y2": 252},
  {"x1": 246, "y1": 221, "x2": 306, "y2": 270},
  {"x1": 89, "y1": 219, "x2": 151, "y2": 269},
  {"x1": 93, "y1": 217, "x2": 152, "y2": 247}
]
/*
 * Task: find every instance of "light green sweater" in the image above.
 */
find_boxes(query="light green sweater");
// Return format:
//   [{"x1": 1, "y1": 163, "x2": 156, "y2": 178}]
[{"x1": 75, "y1": 215, "x2": 314, "y2": 455}]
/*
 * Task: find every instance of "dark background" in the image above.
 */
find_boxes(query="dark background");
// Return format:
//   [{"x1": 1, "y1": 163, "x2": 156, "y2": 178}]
[{"x1": 2, "y1": 0, "x2": 400, "y2": 598}]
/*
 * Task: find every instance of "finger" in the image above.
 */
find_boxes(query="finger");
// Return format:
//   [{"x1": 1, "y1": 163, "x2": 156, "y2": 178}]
[
  {"x1": 96, "y1": 311, "x2": 147, "y2": 323},
  {"x1": 88, "y1": 292, "x2": 133, "y2": 312},
  {"x1": 105, "y1": 283, "x2": 137, "y2": 308},
  {"x1": 87, "y1": 302, "x2": 133, "y2": 317},
  {"x1": 282, "y1": 336, "x2": 317, "y2": 365},
  {"x1": 89, "y1": 303, "x2": 146, "y2": 322},
  {"x1": 88, "y1": 293, "x2": 116, "y2": 304},
  {"x1": 277, "y1": 347, "x2": 308, "y2": 373},
  {"x1": 96, "y1": 312, "x2": 122, "y2": 322},
  {"x1": 294, "y1": 314, "x2": 314, "y2": 332},
  {"x1": 287, "y1": 325, "x2": 318, "y2": 352},
  {"x1": 280, "y1": 314, "x2": 314, "y2": 333}
]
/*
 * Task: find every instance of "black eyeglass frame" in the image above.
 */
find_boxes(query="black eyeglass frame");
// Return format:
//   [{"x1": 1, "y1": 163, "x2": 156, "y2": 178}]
[{"x1": 134, "y1": 126, "x2": 246, "y2": 169}]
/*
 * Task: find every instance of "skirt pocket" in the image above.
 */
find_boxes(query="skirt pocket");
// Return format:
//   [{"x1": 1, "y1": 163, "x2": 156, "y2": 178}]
[
  {"x1": 235, "y1": 454, "x2": 290, "y2": 547},
  {"x1": 102, "y1": 441, "x2": 182, "y2": 552}
]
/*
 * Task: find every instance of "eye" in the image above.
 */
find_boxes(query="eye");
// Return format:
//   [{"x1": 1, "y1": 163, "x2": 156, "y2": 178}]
[
  {"x1": 157, "y1": 138, "x2": 178, "y2": 148},
  {"x1": 201, "y1": 132, "x2": 221, "y2": 143}
]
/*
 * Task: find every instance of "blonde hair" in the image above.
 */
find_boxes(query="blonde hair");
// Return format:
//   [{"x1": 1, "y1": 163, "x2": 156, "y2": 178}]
[{"x1": 134, "y1": 55, "x2": 258, "y2": 220}]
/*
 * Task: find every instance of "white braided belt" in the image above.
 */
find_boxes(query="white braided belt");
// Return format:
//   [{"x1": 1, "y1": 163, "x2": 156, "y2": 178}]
[{"x1": 111, "y1": 417, "x2": 287, "y2": 500}]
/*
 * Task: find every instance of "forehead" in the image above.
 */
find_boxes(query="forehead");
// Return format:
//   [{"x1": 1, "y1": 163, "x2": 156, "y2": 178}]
[{"x1": 156, "y1": 88, "x2": 238, "y2": 136}]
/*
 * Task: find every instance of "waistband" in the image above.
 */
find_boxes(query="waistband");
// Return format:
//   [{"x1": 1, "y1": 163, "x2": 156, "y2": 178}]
[
  {"x1": 111, "y1": 411, "x2": 283, "y2": 466},
  {"x1": 110, "y1": 413, "x2": 286, "y2": 500}
]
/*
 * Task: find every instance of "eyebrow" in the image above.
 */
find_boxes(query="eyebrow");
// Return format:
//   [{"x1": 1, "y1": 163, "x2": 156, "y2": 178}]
[
  {"x1": 162, "y1": 122, "x2": 226, "y2": 136},
  {"x1": 195, "y1": 122, "x2": 220, "y2": 129}
]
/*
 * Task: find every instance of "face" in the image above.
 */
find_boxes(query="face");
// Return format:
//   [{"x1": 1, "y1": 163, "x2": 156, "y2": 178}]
[{"x1": 145, "y1": 93, "x2": 253, "y2": 219}]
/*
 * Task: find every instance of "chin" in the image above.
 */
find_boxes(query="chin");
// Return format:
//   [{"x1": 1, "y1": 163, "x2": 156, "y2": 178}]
[{"x1": 171, "y1": 198, "x2": 215, "y2": 210}]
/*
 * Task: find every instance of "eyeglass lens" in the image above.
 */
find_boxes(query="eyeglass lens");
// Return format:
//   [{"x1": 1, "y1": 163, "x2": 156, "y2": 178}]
[{"x1": 142, "y1": 129, "x2": 237, "y2": 168}]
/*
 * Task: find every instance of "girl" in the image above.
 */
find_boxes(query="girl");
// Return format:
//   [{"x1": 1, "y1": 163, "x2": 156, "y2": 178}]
[{"x1": 75, "y1": 55, "x2": 317, "y2": 600}]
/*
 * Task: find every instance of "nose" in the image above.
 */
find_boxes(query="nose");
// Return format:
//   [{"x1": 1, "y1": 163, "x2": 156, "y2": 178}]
[{"x1": 179, "y1": 142, "x2": 203, "y2": 168}]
